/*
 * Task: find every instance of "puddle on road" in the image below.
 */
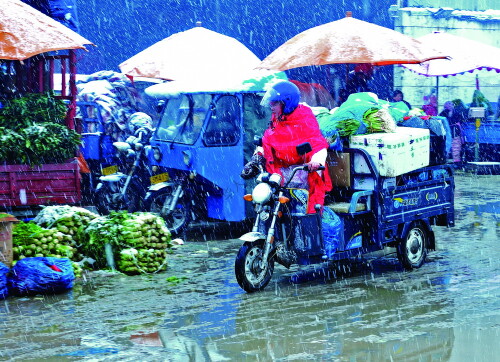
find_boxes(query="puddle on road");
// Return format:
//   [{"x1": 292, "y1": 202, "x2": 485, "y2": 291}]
[{"x1": 0, "y1": 173, "x2": 499, "y2": 361}]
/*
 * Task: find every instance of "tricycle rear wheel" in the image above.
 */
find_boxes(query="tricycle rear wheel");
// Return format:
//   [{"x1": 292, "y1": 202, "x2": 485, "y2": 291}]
[
  {"x1": 397, "y1": 221, "x2": 428, "y2": 270},
  {"x1": 235, "y1": 241, "x2": 274, "y2": 293}
]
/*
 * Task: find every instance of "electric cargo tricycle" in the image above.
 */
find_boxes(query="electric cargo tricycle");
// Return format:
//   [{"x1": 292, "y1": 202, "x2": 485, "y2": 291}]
[{"x1": 235, "y1": 143, "x2": 455, "y2": 292}]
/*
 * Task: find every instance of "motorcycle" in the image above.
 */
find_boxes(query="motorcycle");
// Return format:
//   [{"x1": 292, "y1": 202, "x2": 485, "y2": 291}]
[{"x1": 94, "y1": 126, "x2": 154, "y2": 214}]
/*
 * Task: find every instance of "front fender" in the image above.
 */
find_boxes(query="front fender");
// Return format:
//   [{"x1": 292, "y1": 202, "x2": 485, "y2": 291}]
[
  {"x1": 239, "y1": 231, "x2": 266, "y2": 242},
  {"x1": 148, "y1": 181, "x2": 176, "y2": 192},
  {"x1": 99, "y1": 173, "x2": 126, "y2": 182}
]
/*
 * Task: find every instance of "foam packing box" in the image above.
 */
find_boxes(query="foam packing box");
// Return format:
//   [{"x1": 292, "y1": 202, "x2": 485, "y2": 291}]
[{"x1": 349, "y1": 127, "x2": 430, "y2": 177}]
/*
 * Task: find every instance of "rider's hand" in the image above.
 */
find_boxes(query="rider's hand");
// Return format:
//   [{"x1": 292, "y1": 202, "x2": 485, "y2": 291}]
[{"x1": 307, "y1": 162, "x2": 322, "y2": 172}]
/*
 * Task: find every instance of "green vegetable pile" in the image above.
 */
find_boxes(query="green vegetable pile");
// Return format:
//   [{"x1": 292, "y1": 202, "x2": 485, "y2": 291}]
[
  {"x1": 84, "y1": 211, "x2": 172, "y2": 275},
  {"x1": 335, "y1": 118, "x2": 361, "y2": 137},
  {"x1": 32, "y1": 205, "x2": 98, "y2": 250},
  {"x1": 363, "y1": 107, "x2": 397, "y2": 134},
  {"x1": 12, "y1": 221, "x2": 83, "y2": 278},
  {"x1": 12, "y1": 206, "x2": 174, "y2": 278},
  {"x1": 0, "y1": 92, "x2": 81, "y2": 165}
]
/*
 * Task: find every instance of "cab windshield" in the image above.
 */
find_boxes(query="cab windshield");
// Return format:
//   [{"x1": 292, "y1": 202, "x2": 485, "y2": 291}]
[{"x1": 155, "y1": 94, "x2": 211, "y2": 144}]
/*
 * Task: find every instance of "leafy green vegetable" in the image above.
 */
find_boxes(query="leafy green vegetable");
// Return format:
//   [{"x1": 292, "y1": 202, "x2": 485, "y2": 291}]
[
  {"x1": 335, "y1": 118, "x2": 360, "y2": 137},
  {"x1": 0, "y1": 92, "x2": 81, "y2": 165}
]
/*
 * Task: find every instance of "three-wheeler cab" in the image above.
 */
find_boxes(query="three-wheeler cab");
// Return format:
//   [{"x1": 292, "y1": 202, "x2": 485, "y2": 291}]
[{"x1": 143, "y1": 79, "x2": 276, "y2": 234}]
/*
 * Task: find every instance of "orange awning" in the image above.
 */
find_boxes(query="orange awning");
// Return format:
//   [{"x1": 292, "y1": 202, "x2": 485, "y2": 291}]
[
  {"x1": 0, "y1": 0, "x2": 94, "y2": 60},
  {"x1": 258, "y1": 12, "x2": 449, "y2": 71}
]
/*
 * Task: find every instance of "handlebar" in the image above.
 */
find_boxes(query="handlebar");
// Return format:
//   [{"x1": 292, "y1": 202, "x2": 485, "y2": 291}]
[{"x1": 283, "y1": 164, "x2": 325, "y2": 188}]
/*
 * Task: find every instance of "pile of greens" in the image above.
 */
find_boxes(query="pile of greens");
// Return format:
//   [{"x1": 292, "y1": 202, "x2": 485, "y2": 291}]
[
  {"x1": 33, "y1": 205, "x2": 98, "y2": 249},
  {"x1": 84, "y1": 211, "x2": 172, "y2": 274},
  {"x1": 12, "y1": 206, "x2": 174, "y2": 278},
  {"x1": 12, "y1": 221, "x2": 83, "y2": 278},
  {"x1": 363, "y1": 107, "x2": 397, "y2": 133},
  {"x1": 0, "y1": 92, "x2": 81, "y2": 165}
]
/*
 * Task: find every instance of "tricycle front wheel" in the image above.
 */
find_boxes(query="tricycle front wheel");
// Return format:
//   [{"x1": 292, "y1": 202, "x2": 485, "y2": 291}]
[
  {"x1": 235, "y1": 241, "x2": 274, "y2": 293},
  {"x1": 145, "y1": 187, "x2": 191, "y2": 235},
  {"x1": 397, "y1": 221, "x2": 429, "y2": 270}
]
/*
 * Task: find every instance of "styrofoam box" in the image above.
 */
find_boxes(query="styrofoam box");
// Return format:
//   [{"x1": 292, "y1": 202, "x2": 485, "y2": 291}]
[{"x1": 350, "y1": 127, "x2": 430, "y2": 177}]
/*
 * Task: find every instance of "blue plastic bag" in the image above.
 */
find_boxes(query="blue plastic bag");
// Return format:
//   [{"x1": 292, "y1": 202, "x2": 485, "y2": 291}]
[
  {"x1": 322, "y1": 208, "x2": 342, "y2": 258},
  {"x1": 0, "y1": 262, "x2": 9, "y2": 300},
  {"x1": 8, "y1": 257, "x2": 75, "y2": 296}
]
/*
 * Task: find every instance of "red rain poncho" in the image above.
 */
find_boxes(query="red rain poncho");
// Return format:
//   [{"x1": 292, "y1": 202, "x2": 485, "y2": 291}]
[{"x1": 262, "y1": 105, "x2": 332, "y2": 213}]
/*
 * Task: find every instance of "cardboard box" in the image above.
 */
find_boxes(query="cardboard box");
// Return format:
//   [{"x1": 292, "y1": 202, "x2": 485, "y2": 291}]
[
  {"x1": 327, "y1": 151, "x2": 350, "y2": 187},
  {"x1": 350, "y1": 127, "x2": 430, "y2": 177}
]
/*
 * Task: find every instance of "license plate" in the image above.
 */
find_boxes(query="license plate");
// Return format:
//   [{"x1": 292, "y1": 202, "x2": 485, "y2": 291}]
[
  {"x1": 150, "y1": 172, "x2": 169, "y2": 185},
  {"x1": 102, "y1": 165, "x2": 118, "y2": 175}
]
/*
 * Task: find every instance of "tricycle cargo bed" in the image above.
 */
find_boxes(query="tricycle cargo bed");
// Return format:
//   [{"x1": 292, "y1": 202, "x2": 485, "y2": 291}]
[
  {"x1": 379, "y1": 166, "x2": 454, "y2": 226},
  {"x1": 327, "y1": 148, "x2": 455, "y2": 228},
  {"x1": 0, "y1": 162, "x2": 81, "y2": 207}
]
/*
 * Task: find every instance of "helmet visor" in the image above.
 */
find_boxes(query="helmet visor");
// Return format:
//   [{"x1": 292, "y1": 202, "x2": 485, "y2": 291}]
[{"x1": 260, "y1": 87, "x2": 280, "y2": 107}]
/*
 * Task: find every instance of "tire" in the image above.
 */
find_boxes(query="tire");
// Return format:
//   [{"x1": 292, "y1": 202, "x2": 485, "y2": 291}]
[
  {"x1": 145, "y1": 188, "x2": 191, "y2": 235},
  {"x1": 235, "y1": 241, "x2": 274, "y2": 293},
  {"x1": 95, "y1": 181, "x2": 142, "y2": 215},
  {"x1": 397, "y1": 221, "x2": 429, "y2": 270}
]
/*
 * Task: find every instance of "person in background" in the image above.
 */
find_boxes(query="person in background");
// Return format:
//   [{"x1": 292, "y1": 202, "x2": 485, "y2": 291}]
[
  {"x1": 345, "y1": 64, "x2": 374, "y2": 97},
  {"x1": 241, "y1": 80, "x2": 331, "y2": 214},
  {"x1": 392, "y1": 90, "x2": 411, "y2": 110},
  {"x1": 422, "y1": 94, "x2": 438, "y2": 116},
  {"x1": 439, "y1": 99, "x2": 468, "y2": 163}
]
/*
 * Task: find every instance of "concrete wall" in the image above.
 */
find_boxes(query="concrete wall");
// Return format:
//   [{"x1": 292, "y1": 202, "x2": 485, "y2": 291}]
[{"x1": 393, "y1": 7, "x2": 500, "y2": 112}]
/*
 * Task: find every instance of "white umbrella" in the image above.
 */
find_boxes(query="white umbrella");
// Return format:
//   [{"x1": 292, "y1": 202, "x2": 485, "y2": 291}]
[{"x1": 119, "y1": 24, "x2": 262, "y2": 81}]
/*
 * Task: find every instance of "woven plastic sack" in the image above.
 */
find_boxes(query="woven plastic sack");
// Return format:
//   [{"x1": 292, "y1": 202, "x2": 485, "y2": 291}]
[
  {"x1": 0, "y1": 262, "x2": 9, "y2": 300},
  {"x1": 8, "y1": 257, "x2": 75, "y2": 296}
]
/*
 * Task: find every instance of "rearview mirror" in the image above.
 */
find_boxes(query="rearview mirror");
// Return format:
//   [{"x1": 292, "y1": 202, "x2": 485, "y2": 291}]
[{"x1": 296, "y1": 142, "x2": 312, "y2": 156}]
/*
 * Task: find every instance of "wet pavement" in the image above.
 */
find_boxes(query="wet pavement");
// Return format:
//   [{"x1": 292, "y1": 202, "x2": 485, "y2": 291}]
[{"x1": 1, "y1": 171, "x2": 499, "y2": 361}]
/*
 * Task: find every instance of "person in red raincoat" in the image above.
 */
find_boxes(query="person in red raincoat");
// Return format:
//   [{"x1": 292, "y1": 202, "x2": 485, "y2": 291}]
[{"x1": 256, "y1": 80, "x2": 332, "y2": 214}]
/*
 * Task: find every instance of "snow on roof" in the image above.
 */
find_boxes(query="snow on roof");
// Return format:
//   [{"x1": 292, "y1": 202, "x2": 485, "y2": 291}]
[
  {"x1": 144, "y1": 71, "x2": 287, "y2": 98},
  {"x1": 401, "y1": 7, "x2": 500, "y2": 21}
]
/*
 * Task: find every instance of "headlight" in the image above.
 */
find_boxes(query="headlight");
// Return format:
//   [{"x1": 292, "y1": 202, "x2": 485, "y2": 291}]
[
  {"x1": 153, "y1": 147, "x2": 162, "y2": 161},
  {"x1": 252, "y1": 182, "x2": 272, "y2": 204},
  {"x1": 183, "y1": 150, "x2": 192, "y2": 167}
]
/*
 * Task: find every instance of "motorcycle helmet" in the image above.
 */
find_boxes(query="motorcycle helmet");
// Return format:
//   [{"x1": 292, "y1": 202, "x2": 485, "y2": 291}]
[{"x1": 260, "y1": 80, "x2": 301, "y2": 115}]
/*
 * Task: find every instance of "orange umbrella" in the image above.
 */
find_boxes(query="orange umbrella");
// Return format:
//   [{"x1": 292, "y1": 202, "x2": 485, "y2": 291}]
[
  {"x1": 0, "y1": 0, "x2": 94, "y2": 60},
  {"x1": 258, "y1": 12, "x2": 448, "y2": 71},
  {"x1": 119, "y1": 24, "x2": 262, "y2": 81}
]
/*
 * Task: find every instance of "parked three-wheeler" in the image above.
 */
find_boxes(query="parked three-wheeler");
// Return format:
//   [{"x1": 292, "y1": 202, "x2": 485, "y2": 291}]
[{"x1": 142, "y1": 80, "x2": 277, "y2": 234}]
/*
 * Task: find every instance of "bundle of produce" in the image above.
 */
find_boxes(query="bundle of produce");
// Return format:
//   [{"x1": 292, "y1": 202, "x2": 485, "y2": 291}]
[
  {"x1": 32, "y1": 205, "x2": 98, "y2": 248},
  {"x1": 117, "y1": 248, "x2": 168, "y2": 275},
  {"x1": 0, "y1": 92, "x2": 81, "y2": 166},
  {"x1": 12, "y1": 221, "x2": 83, "y2": 278},
  {"x1": 363, "y1": 107, "x2": 397, "y2": 133},
  {"x1": 335, "y1": 118, "x2": 361, "y2": 137},
  {"x1": 83, "y1": 211, "x2": 172, "y2": 274}
]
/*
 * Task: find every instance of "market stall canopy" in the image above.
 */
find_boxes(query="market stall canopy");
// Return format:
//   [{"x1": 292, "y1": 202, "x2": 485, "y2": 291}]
[
  {"x1": 257, "y1": 12, "x2": 449, "y2": 71},
  {"x1": 401, "y1": 31, "x2": 500, "y2": 76},
  {"x1": 119, "y1": 24, "x2": 264, "y2": 81},
  {"x1": 0, "y1": 0, "x2": 94, "y2": 60}
]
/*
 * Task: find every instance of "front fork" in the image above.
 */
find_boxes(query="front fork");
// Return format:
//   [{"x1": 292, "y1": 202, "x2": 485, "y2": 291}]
[
  {"x1": 161, "y1": 183, "x2": 184, "y2": 215},
  {"x1": 260, "y1": 191, "x2": 284, "y2": 267}
]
